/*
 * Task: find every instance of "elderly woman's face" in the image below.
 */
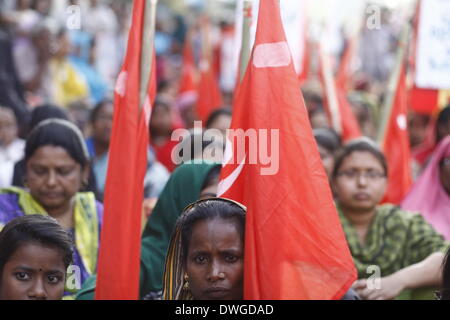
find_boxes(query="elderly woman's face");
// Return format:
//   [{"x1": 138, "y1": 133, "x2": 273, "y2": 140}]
[
  {"x1": 333, "y1": 151, "x2": 387, "y2": 213},
  {"x1": 26, "y1": 146, "x2": 88, "y2": 213},
  {"x1": 440, "y1": 157, "x2": 450, "y2": 196},
  {"x1": 186, "y1": 217, "x2": 244, "y2": 300}
]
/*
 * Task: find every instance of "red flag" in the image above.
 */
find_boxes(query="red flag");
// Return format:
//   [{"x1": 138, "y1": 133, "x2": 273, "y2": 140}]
[
  {"x1": 335, "y1": 38, "x2": 362, "y2": 142},
  {"x1": 319, "y1": 44, "x2": 361, "y2": 142},
  {"x1": 218, "y1": 0, "x2": 356, "y2": 300},
  {"x1": 95, "y1": 0, "x2": 154, "y2": 300},
  {"x1": 177, "y1": 33, "x2": 198, "y2": 110},
  {"x1": 381, "y1": 63, "x2": 413, "y2": 205},
  {"x1": 196, "y1": 20, "x2": 223, "y2": 123}
]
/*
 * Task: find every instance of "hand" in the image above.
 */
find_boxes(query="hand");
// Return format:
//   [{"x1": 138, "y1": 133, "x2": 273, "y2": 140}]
[{"x1": 352, "y1": 274, "x2": 406, "y2": 300}]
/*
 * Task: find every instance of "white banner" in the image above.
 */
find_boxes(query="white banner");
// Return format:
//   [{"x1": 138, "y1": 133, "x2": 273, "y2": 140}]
[{"x1": 416, "y1": 0, "x2": 450, "y2": 89}]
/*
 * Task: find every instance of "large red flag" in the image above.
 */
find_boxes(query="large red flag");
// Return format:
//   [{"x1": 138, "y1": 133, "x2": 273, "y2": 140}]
[
  {"x1": 218, "y1": 0, "x2": 356, "y2": 300},
  {"x1": 95, "y1": 0, "x2": 155, "y2": 300},
  {"x1": 381, "y1": 63, "x2": 413, "y2": 205}
]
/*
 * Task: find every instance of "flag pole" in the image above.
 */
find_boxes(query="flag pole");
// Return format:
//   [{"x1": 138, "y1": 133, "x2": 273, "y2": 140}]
[
  {"x1": 140, "y1": 0, "x2": 158, "y2": 109},
  {"x1": 239, "y1": 0, "x2": 252, "y2": 83},
  {"x1": 376, "y1": 23, "x2": 411, "y2": 145}
]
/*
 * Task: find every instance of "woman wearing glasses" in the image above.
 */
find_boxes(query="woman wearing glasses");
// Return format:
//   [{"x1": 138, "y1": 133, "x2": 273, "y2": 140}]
[{"x1": 332, "y1": 137, "x2": 449, "y2": 300}]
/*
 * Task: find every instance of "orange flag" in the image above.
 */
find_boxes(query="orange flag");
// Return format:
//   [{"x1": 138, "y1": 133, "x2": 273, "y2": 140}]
[
  {"x1": 196, "y1": 20, "x2": 223, "y2": 123},
  {"x1": 218, "y1": 0, "x2": 356, "y2": 300},
  {"x1": 381, "y1": 63, "x2": 413, "y2": 204},
  {"x1": 95, "y1": 0, "x2": 155, "y2": 300}
]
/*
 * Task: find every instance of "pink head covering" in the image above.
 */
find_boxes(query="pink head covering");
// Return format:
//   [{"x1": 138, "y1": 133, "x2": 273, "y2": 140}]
[{"x1": 402, "y1": 136, "x2": 450, "y2": 240}]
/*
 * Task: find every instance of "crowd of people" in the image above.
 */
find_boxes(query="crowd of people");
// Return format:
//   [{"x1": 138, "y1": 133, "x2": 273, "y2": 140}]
[{"x1": 0, "y1": 0, "x2": 450, "y2": 301}]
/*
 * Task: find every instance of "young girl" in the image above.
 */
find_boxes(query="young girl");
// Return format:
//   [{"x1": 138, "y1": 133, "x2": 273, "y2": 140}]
[{"x1": 0, "y1": 215, "x2": 73, "y2": 300}]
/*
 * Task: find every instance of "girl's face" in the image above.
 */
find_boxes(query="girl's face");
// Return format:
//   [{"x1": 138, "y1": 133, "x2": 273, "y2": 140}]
[
  {"x1": 185, "y1": 218, "x2": 244, "y2": 300},
  {"x1": 440, "y1": 156, "x2": 450, "y2": 196},
  {"x1": 333, "y1": 151, "x2": 387, "y2": 213},
  {"x1": 0, "y1": 243, "x2": 66, "y2": 300},
  {"x1": 26, "y1": 146, "x2": 88, "y2": 213}
]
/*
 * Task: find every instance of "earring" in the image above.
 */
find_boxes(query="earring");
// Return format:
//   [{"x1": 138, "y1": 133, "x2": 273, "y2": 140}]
[{"x1": 184, "y1": 274, "x2": 190, "y2": 290}]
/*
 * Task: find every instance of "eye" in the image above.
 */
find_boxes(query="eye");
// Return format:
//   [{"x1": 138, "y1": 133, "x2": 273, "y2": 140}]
[
  {"x1": 225, "y1": 254, "x2": 239, "y2": 263},
  {"x1": 57, "y1": 167, "x2": 75, "y2": 176},
  {"x1": 15, "y1": 272, "x2": 31, "y2": 281},
  {"x1": 47, "y1": 275, "x2": 62, "y2": 284},
  {"x1": 31, "y1": 167, "x2": 47, "y2": 176},
  {"x1": 194, "y1": 255, "x2": 208, "y2": 264}
]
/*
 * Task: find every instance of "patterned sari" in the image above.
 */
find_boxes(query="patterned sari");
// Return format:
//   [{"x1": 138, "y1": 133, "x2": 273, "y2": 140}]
[{"x1": 338, "y1": 203, "x2": 449, "y2": 299}]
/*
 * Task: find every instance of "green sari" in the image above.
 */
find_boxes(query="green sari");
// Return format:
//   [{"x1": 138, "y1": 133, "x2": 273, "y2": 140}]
[
  {"x1": 75, "y1": 161, "x2": 220, "y2": 300},
  {"x1": 338, "y1": 203, "x2": 450, "y2": 299}
]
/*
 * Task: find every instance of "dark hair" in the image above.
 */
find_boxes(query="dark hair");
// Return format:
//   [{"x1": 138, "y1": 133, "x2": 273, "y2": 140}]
[
  {"x1": 89, "y1": 99, "x2": 114, "y2": 124},
  {"x1": 201, "y1": 165, "x2": 221, "y2": 191},
  {"x1": 437, "y1": 106, "x2": 450, "y2": 142},
  {"x1": 0, "y1": 215, "x2": 73, "y2": 277},
  {"x1": 332, "y1": 137, "x2": 388, "y2": 179},
  {"x1": 314, "y1": 128, "x2": 342, "y2": 154},
  {"x1": 206, "y1": 108, "x2": 232, "y2": 129},
  {"x1": 25, "y1": 119, "x2": 90, "y2": 168},
  {"x1": 29, "y1": 104, "x2": 69, "y2": 134},
  {"x1": 439, "y1": 247, "x2": 450, "y2": 300},
  {"x1": 180, "y1": 199, "x2": 246, "y2": 266}
]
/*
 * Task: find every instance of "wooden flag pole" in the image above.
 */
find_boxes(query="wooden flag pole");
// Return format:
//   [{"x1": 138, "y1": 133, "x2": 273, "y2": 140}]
[
  {"x1": 239, "y1": 0, "x2": 252, "y2": 83},
  {"x1": 140, "y1": 0, "x2": 158, "y2": 109}
]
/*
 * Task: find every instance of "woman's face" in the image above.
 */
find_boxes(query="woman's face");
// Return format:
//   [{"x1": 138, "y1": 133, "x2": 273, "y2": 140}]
[
  {"x1": 0, "y1": 243, "x2": 66, "y2": 300},
  {"x1": 333, "y1": 151, "x2": 387, "y2": 213},
  {"x1": 93, "y1": 103, "x2": 114, "y2": 147},
  {"x1": 186, "y1": 217, "x2": 244, "y2": 300},
  {"x1": 0, "y1": 108, "x2": 18, "y2": 147},
  {"x1": 318, "y1": 145, "x2": 335, "y2": 178},
  {"x1": 440, "y1": 157, "x2": 450, "y2": 196},
  {"x1": 26, "y1": 146, "x2": 88, "y2": 213}
]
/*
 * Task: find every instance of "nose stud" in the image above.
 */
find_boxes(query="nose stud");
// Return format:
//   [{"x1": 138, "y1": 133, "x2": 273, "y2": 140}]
[{"x1": 218, "y1": 272, "x2": 225, "y2": 279}]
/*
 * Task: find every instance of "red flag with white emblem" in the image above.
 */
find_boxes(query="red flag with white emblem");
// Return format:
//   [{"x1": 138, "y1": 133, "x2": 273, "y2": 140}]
[
  {"x1": 95, "y1": 0, "x2": 155, "y2": 300},
  {"x1": 381, "y1": 63, "x2": 413, "y2": 204},
  {"x1": 218, "y1": 0, "x2": 356, "y2": 300}
]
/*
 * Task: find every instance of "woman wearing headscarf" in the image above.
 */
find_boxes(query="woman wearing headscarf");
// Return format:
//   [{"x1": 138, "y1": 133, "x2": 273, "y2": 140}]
[
  {"x1": 75, "y1": 161, "x2": 221, "y2": 300},
  {"x1": 0, "y1": 119, "x2": 103, "y2": 298},
  {"x1": 162, "y1": 198, "x2": 246, "y2": 300},
  {"x1": 402, "y1": 136, "x2": 450, "y2": 240}
]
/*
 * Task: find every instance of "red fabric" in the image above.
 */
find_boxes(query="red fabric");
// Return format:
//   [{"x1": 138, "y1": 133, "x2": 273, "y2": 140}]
[
  {"x1": 409, "y1": 86, "x2": 438, "y2": 114},
  {"x1": 382, "y1": 64, "x2": 413, "y2": 204},
  {"x1": 95, "y1": 0, "x2": 153, "y2": 300},
  {"x1": 177, "y1": 36, "x2": 197, "y2": 105},
  {"x1": 218, "y1": 0, "x2": 356, "y2": 300},
  {"x1": 153, "y1": 139, "x2": 179, "y2": 173}
]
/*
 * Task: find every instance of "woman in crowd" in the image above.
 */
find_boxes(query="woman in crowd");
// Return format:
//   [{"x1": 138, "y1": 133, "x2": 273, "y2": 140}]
[
  {"x1": 163, "y1": 198, "x2": 246, "y2": 300},
  {"x1": 0, "y1": 106, "x2": 25, "y2": 188},
  {"x1": 332, "y1": 137, "x2": 449, "y2": 300},
  {"x1": 0, "y1": 119, "x2": 103, "y2": 297},
  {"x1": 314, "y1": 128, "x2": 342, "y2": 179},
  {"x1": 0, "y1": 215, "x2": 73, "y2": 300},
  {"x1": 402, "y1": 136, "x2": 450, "y2": 240},
  {"x1": 75, "y1": 161, "x2": 221, "y2": 300}
]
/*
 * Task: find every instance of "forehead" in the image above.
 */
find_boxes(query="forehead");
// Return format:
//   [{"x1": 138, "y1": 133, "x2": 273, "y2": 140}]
[
  {"x1": 28, "y1": 145, "x2": 78, "y2": 166},
  {"x1": 340, "y1": 151, "x2": 384, "y2": 171},
  {"x1": 188, "y1": 218, "x2": 242, "y2": 251},
  {"x1": 4, "y1": 243, "x2": 66, "y2": 272}
]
